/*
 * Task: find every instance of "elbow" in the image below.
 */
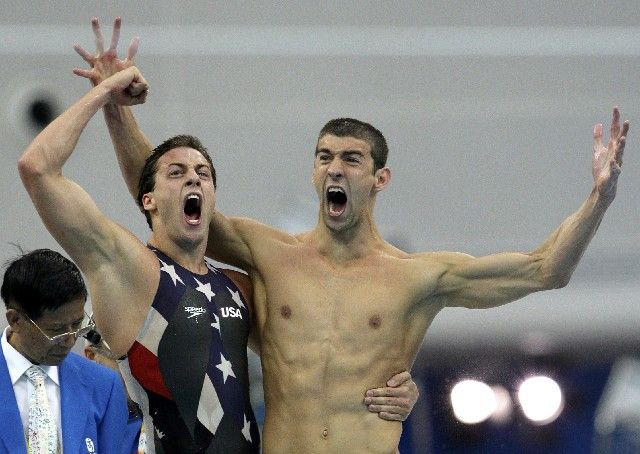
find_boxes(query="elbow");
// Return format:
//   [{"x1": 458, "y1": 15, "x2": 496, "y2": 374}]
[
  {"x1": 540, "y1": 269, "x2": 572, "y2": 290},
  {"x1": 534, "y1": 253, "x2": 573, "y2": 290},
  {"x1": 18, "y1": 146, "x2": 46, "y2": 182},
  {"x1": 550, "y1": 275, "x2": 571, "y2": 290}
]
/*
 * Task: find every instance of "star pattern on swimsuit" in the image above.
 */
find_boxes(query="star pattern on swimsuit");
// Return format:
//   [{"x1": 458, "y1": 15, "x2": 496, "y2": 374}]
[
  {"x1": 227, "y1": 287, "x2": 246, "y2": 310},
  {"x1": 215, "y1": 353, "x2": 236, "y2": 383},
  {"x1": 194, "y1": 277, "x2": 216, "y2": 302},
  {"x1": 241, "y1": 414, "x2": 252, "y2": 442},
  {"x1": 211, "y1": 313, "x2": 221, "y2": 333},
  {"x1": 159, "y1": 259, "x2": 184, "y2": 286}
]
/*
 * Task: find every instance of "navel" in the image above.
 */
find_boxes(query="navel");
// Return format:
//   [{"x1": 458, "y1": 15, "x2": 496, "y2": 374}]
[
  {"x1": 368, "y1": 314, "x2": 381, "y2": 329},
  {"x1": 280, "y1": 305, "x2": 292, "y2": 319}
]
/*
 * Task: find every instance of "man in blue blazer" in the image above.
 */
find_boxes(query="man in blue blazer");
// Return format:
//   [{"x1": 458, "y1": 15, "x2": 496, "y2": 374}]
[{"x1": 0, "y1": 249, "x2": 128, "y2": 453}]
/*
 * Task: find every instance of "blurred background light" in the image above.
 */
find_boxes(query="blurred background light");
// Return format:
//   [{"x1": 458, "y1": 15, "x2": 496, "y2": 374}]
[
  {"x1": 489, "y1": 384, "x2": 513, "y2": 424},
  {"x1": 518, "y1": 375, "x2": 564, "y2": 424},
  {"x1": 451, "y1": 379, "x2": 496, "y2": 424}
]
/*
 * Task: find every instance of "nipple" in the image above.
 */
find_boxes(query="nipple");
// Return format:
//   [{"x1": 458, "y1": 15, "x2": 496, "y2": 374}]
[{"x1": 280, "y1": 305, "x2": 292, "y2": 319}]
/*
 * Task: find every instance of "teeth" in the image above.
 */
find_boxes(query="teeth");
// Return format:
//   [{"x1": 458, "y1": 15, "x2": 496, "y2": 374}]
[
  {"x1": 187, "y1": 194, "x2": 200, "y2": 200},
  {"x1": 328, "y1": 187, "x2": 344, "y2": 193}
]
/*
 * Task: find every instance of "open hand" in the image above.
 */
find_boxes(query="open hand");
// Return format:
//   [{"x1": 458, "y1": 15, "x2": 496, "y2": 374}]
[
  {"x1": 73, "y1": 17, "x2": 146, "y2": 102},
  {"x1": 593, "y1": 107, "x2": 629, "y2": 202}
]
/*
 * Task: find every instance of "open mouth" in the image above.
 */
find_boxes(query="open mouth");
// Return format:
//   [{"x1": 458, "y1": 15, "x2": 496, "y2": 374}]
[
  {"x1": 326, "y1": 186, "x2": 347, "y2": 217},
  {"x1": 184, "y1": 194, "x2": 202, "y2": 224}
]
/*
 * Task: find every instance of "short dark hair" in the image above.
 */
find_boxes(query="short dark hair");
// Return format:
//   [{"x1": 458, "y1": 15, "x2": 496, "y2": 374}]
[
  {"x1": 1, "y1": 248, "x2": 87, "y2": 320},
  {"x1": 318, "y1": 118, "x2": 389, "y2": 172},
  {"x1": 137, "y1": 134, "x2": 216, "y2": 230}
]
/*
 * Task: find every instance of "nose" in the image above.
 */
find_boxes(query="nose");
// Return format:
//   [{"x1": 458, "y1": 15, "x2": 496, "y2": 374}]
[
  {"x1": 186, "y1": 168, "x2": 201, "y2": 186},
  {"x1": 58, "y1": 333, "x2": 77, "y2": 350},
  {"x1": 327, "y1": 161, "x2": 343, "y2": 179}
]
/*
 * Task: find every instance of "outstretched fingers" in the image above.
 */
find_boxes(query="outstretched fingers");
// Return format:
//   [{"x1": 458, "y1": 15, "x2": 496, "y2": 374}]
[
  {"x1": 621, "y1": 119, "x2": 630, "y2": 138},
  {"x1": 91, "y1": 17, "x2": 105, "y2": 54},
  {"x1": 594, "y1": 107, "x2": 629, "y2": 198},
  {"x1": 72, "y1": 67, "x2": 93, "y2": 79},
  {"x1": 610, "y1": 106, "x2": 621, "y2": 140},
  {"x1": 611, "y1": 105, "x2": 629, "y2": 167},
  {"x1": 593, "y1": 122, "x2": 604, "y2": 154},
  {"x1": 614, "y1": 135, "x2": 626, "y2": 168},
  {"x1": 73, "y1": 44, "x2": 94, "y2": 65},
  {"x1": 126, "y1": 37, "x2": 140, "y2": 62},
  {"x1": 108, "y1": 17, "x2": 122, "y2": 52}
]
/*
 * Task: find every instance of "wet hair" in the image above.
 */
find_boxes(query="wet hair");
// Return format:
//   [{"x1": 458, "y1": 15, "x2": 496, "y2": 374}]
[
  {"x1": 1, "y1": 248, "x2": 87, "y2": 320},
  {"x1": 318, "y1": 118, "x2": 389, "y2": 172},
  {"x1": 137, "y1": 134, "x2": 216, "y2": 229}
]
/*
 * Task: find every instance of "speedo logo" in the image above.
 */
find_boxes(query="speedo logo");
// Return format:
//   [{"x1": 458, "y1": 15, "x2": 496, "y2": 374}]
[
  {"x1": 185, "y1": 307, "x2": 206, "y2": 318},
  {"x1": 220, "y1": 307, "x2": 243, "y2": 319}
]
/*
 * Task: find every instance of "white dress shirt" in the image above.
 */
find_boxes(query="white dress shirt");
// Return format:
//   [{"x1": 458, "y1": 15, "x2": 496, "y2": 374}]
[{"x1": 1, "y1": 327, "x2": 62, "y2": 442}]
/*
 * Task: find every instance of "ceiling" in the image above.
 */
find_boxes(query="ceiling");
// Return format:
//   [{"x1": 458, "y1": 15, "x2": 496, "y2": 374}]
[{"x1": 1, "y1": 1, "x2": 638, "y2": 355}]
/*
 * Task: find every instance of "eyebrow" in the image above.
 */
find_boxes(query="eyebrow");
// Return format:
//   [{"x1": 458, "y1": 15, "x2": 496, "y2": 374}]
[
  {"x1": 48, "y1": 316, "x2": 84, "y2": 329},
  {"x1": 315, "y1": 148, "x2": 365, "y2": 156},
  {"x1": 166, "y1": 162, "x2": 211, "y2": 170}
]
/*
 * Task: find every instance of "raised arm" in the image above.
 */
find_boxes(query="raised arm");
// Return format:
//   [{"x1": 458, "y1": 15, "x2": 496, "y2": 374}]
[
  {"x1": 73, "y1": 17, "x2": 153, "y2": 199},
  {"x1": 436, "y1": 108, "x2": 629, "y2": 309},
  {"x1": 18, "y1": 68, "x2": 154, "y2": 355},
  {"x1": 19, "y1": 66, "x2": 147, "y2": 259},
  {"x1": 74, "y1": 17, "x2": 258, "y2": 269}
]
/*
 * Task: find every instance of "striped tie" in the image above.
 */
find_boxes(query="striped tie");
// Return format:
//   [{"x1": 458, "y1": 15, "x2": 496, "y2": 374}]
[{"x1": 26, "y1": 365, "x2": 59, "y2": 453}]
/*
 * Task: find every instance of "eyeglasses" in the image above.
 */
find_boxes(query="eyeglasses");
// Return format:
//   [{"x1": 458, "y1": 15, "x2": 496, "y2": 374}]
[{"x1": 22, "y1": 311, "x2": 95, "y2": 346}]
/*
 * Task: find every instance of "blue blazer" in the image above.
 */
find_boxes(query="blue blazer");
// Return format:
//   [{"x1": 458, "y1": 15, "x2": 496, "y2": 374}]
[{"x1": 0, "y1": 347, "x2": 128, "y2": 454}]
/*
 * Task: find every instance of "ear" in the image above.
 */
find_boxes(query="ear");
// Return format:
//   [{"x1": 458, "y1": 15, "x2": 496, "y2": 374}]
[
  {"x1": 5, "y1": 308, "x2": 20, "y2": 328},
  {"x1": 141, "y1": 192, "x2": 155, "y2": 211},
  {"x1": 373, "y1": 167, "x2": 391, "y2": 192},
  {"x1": 83, "y1": 346, "x2": 96, "y2": 360}
]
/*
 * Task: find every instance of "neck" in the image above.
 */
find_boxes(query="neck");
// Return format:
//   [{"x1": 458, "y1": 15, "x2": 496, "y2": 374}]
[
  {"x1": 309, "y1": 214, "x2": 384, "y2": 263},
  {"x1": 148, "y1": 234, "x2": 209, "y2": 274}
]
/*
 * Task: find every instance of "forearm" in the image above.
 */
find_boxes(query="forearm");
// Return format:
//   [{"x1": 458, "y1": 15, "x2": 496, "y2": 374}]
[
  {"x1": 102, "y1": 103, "x2": 154, "y2": 198},
  {"x1": 535, "y1": 187, "x2": 611, "y2": 288}
]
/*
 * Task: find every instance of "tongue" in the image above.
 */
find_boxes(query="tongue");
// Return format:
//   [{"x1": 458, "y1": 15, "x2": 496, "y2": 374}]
[
  {"x1": 185, "y1": 211, "x2": 201, "y2": 224},
  {"x1": 328, "y1": 201, "x2": 346, "y2": 217}
]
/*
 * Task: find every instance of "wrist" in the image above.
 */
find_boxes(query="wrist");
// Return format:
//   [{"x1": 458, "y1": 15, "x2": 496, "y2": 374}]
[
  {"x1": 89, "y1": 82, "x2": 114, "y2": 110},
  {"x1": 592, "y1": 186, "x2": 615, "y2": 209}
]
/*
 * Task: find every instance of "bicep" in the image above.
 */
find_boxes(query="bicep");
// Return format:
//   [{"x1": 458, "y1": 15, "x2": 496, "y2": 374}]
[{"x1": 437, "y1": 251, "x2": 547, "y2": 309}]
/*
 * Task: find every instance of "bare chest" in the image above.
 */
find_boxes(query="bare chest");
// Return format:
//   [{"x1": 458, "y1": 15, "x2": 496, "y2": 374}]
[{"x1": 255, "y1": 249, "x2": 439, "y2": 342}]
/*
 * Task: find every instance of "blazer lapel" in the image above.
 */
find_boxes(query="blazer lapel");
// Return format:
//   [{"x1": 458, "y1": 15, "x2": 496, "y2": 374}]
[
  {"x1": 0, "y1": 348, "x2": 27, "y2": 453},
  {"x1": 59, "y1": 355, "x2": 90, "y2": 453}
]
